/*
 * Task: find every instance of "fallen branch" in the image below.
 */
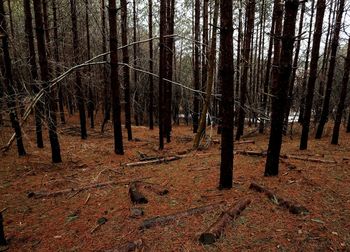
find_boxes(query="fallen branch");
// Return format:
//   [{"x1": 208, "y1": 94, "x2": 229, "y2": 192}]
[
  {"x1": 235, "y1": 150, "x2": 336, "y2": 164},
  {"x1": 199, "y1": 199, "x2": 251, "y2": 245},
  {"x1": 27, "y1": 177, "x2": 151, "y2": 199},
  {"x1": 213, "y1": 139, "x2": 255, "y2": 145},
  {"x1": 234, "y1": 150, "x2": 267, "y2": 157},
  {"x1": 125, "y1": 156, "x2": 182, "y2": 167},
  {"x1": 282, "y1": 154, "x2": 336, "y2": 164},
  {"x1": 129, "y1": 182, "x2": 148, "y2": 204},
  {"x1": 139, "y1": 201, "x2": 226, "y2": 230},
  {"x1": 249, "y1": 183, "x2": 308, "y2": 214},
  {"x1": 236, "y1": 140, "x2": 255, "y2": 145}
]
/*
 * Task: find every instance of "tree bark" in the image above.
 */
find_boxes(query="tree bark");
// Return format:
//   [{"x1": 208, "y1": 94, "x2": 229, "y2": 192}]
[
  {"x1": 70, "y1": 0, "x2": 87, "y2": 140},
  {"x1": 299, "y1": 0, "x2": 326, "y2": 150},
  {"x1": 331, "y1": 36, "x2": 350, "y2": 145},
  {"x1": 108, "y1": 0, "x2": 124, "y2": 155},
  {"x1": 219, "y1": 0, "x2": 234, "y2": 189},
  {"x1": 85, "y1": 0, "x2": 94, "y2": 129},
  {"x1": 158, "y1": 0, "x2": 167, "y2": 150},
  {"x1": 52, "y1": 0, "x2": 65, "y2": 125},
  {"x1": 133, "y1": 0, "x2": 140, "y2": 127},
  {"x1": 236, "y1": 0, "x2": 256, "y2": 140},
  {"x1": 164, "y1": 0, "x2": 175, "y2": 143},
  {"x1": 199, "y1": 199, "x2": 251, "y2": 245},
  {"x1": 33, "y1": 0, "x2": 61, "y2": 163},
  {"x1": 24, "y1": 0, "x2": 44, "y2": 148},
  {"x1": 315, "y1": 0, "x2": 345, "y2": 139},
  {"x1": 298, "y1": 0, "x2": 315, "y2": 123},
  {"x1": 192, "y1": 0, "x2": 200, "y2": 133},
  {"x1": 140, "y1": 201, "x2": 225, "y2": 229},
  {"x1": 284, "y1": 1, "x2": 305, "y2": 134},
  {"x1": 265, "y1": 0, "x2": 299, "y2": 176},
  {"x1": 259, "y1": 0, "x2": 279, "y2": 134},
  {"x1": 250, "y1": 183, "x2": 308, "y2": 214},
  {"x1": 101, "y1": 0, "x2": 111, "y2": 133},
  {"x1": 0, "y1": 0, "x2": 26, "y2": 156},
  {"x1": 148, "y1": 0, "x2": 154, "y2": 130},
  {"x1": 129, "y1": 182, "x2": 148, "y2": 204},
  {"x1": 121, "y1": 0, "x2": 133, "y2": 141},
  {"x1": 193, "y1": 0, "x2": 219, "y2": 149}
]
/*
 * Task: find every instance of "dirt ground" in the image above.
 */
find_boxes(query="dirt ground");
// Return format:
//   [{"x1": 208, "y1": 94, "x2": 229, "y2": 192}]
[{"x1": 1, "y1": 116, "x2": 350, "y2": 252}]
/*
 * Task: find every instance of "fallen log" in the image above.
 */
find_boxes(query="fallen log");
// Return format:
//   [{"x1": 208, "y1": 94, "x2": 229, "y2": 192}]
[
  {"x1": 213, "y1": 140, "x2": 255, "y2": 145},
  {"x1": 27, "y1": 177, "x2": 151, "y2": 199},
  {"x1": 199, "y1": 199, "x2": 251, "y2": 245},
  {"x1": 125, "y1": 156, "x2": 182, "y2": 167},
  {"x1": 129, "y1": 182, "x2": 148, "y2": 204},
  {"x1": 140, "y1": 201, "x2": 226, "y2": 230},
  {"x1": 235, "y1": 150, "x2": 336, "y2": 164},
  {"x1": 249, "y1": 183, "x2": 308, "y2": 214},
  {"x1": 235, "y1": 140, "x2": 255, "y2": 145},
  {"x1": 234, "y1": 150, "x2": 266, "y2": 157},
  {"x1": 283, "y1": 154, "x2": 336, "y2": 164},
  {"x1": 106, "y1": 239, "x2": 145, "y2": 252}
]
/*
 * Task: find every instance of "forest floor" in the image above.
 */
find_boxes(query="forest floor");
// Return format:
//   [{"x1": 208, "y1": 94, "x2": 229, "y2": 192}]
[{"x1": 1, "y1": 116, "x2": 350, "y2": 252}]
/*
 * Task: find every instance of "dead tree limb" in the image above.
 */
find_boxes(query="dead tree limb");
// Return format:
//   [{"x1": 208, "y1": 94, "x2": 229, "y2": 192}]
[
  {"x1": 27, "y1": 177, "x2": 151, "y2": 199},
  {"x1": 125, "y1": 156, "x2": 182, "y2": 167},
  {"x1": 140, "y1": 201, "x2": 226, "y2": 229},
  {"x1": 199, "y1": 199, "x2": 251, "y2": 245},
  {"x1": 235, "y1": 150, "x2": 336, "y2": 164},
  {"x1": 249, "y1": 183, "x2": 308, "y2": 214},
  {"x1": 129, "y1": 182, "x2": 148, "y2": 204},
  {"x1": 213, "y1": 140, "x2": 255, "y2": 145}
]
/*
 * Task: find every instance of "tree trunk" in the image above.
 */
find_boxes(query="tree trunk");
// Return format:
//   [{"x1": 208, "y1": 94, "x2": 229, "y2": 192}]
[
  {"x1": 133, "y1": 0, "x2": 140, "y2": 127},
  {"x1": 7, "y1": 0, "x2": 14, "y2": 38},
  {"x1": 235, "y1": 0, "x2": 242, "y2": 124},
  {"x1": 85, "y1": 0, "x2": 94, "y2": 129},
  {"x1": 192, "y1": 0, "x2": 200, "y2": 133},
  {"x1": 264, "y1": 0, "x2": 299, "y2": 176},
  {"x1": 164, "y1": 0, "x2": 175, "y2": 143},
  {"x1": 148, "y1": 0, "x2": 154, "y2": 130},
  {"x1": 52, "y1": 0, "x2": 65, "y2": 125},
  {"x1": 331, "y1": 36, "x2": 350, "y2": 145},
  {"x1": 193, "y1": 0, "x2": 219, "y2": 149},
  {"x1": 101, "y1": 0, "x2": 111, "y2": 133},
  {"x1": 70, "y1": 0, "x2": 87, "y2": 140},
  {"x1": 219, "y1": 0, "x2": 234, "y2": 189},
  {"x1": 23, "y1": 0, "x2": 44, "y2": 148},
  {"x1": 298, "y1": 0, "x2": 315, "y2": 123},
  {"x1": 0, "y1": 0, "x2": 26, "y2": 156},
  {"x1": 314, "y1": 0, "x2": 336, "y2": 123},
  {"x1": 299, "y1": 0, "x2": 326, "y2": 150},
  {"x1": 236, "y1": 0, "x2": 255, "y2": 140},
  {"x1": 33, "y1": 0, "x2": 61, "y2": 163},
  {"x1": 108, "y1": 0, "x2": 124, "y2": 155},
  {"x1": 347, "y1": 110, "x2": 350, "y2": 133},
  {"x1": 284, "y1": 1, "x2": 305, "y2": 134},
  {"x1": 259, "y1": 0, "x2": 279, "y2": 134},
  {"x1": 121, "y1": 0, "x2": 133, "y2": 141},
  {"x1": 315, "y1": 0, "x2": 345, "y2": 139},
  {"x1": 158, "y1": 0, "x2": 167, "y2": 150}
]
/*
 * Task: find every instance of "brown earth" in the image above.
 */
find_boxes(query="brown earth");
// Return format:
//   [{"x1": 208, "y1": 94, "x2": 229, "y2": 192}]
[{"x1": 0, "y1": 116, "x2": 350, "y2": 251}]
